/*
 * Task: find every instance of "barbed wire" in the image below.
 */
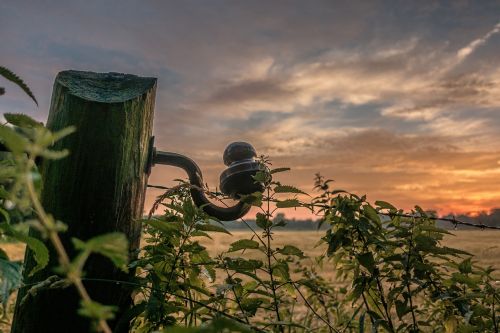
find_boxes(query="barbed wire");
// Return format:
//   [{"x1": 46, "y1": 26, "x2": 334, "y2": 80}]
[
  {"x1": 383, "y1": 212, "x2": 500, "y2": 230},
  {"x1": 148, "y1": 184, "x2": 500, "y2": 231}
]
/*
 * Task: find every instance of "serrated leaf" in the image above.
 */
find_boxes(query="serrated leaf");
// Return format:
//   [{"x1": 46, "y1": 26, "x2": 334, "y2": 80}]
[
  {"x1": 22, "y1": 236, "x2": 49, "y2": 276},
  {"x1": 256, "y1": 212, "x2": 271, "y2": 229},
  {"x1": 39, "y1": 149, "x2": 70, "y2": 160},
  {"x1": 272, "y1": 260, "x2": 291, "y2": 282},
  {"x1": 375, "y1": 200, "x2": 397, "y2": 211},
  {"x1": 270, "y1": 167, "x2": 290, "y2": 174},
  {"x1": 274, "y1": 185, "x2": 308, "y2": 195},
  {"x1": 332, "y1": 189, "x2": 347, "y2": 194},
  {"x1": 0, "y1": 125, "x2": 29, "y2": 153},
  {"x1": 240, "y1": 297, "x2": 263, "y2": 316},
  {"x1": 239, "y1": 192, "x2": 263, "y2": 207},
  {"x1": 252, "y1": 170, "x2": 268, "y2": 183},
  {"x1": 458, "y1": 258, "x2": 472, "y2": 274},
  {"x1": 363, "y1": 204, "x2": 381, "y2": 225},
  {"x1": 228, "y1": 239, "x2": 259, "y2": 252},
  {"x1": 357, "y1": 252, "x2": 375, "y2": 273},
  {"x1": 395, "y1": 300, "x2": 410, "y2": 319},
  {"x1": 277, "y1": 245, "x2": 305, "y2": 258},
  {"x1": 142, "y1": 219, "x2": 182, "y2": 234},
  {"x1": 78, "y1": 299, "x2": 117, "y2": 321},
  {"x1": 50, "y1": 126, "x2": 76, "y2": 142},
  {"x1": 79, "y1": 232, "x2": 129, "y2": 272},
  {"x1": 0, "y1": 66, "x2": 38, "y2": 105},
  {"x1": 276, "y1": 199, "x2": 301, "y2": 208},
  {"x1": 0, "y1": 223, "x2": 49, "y2": 276},
  {"x1": 196, "y1": 223, "x2": 231, "y2": 235},
  {"x1": 4, "y1": 113, "x2": 42, "y2": 128}
]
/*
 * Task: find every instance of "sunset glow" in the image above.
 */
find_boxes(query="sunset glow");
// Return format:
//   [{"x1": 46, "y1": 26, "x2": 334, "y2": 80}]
[{"x1": 2, "y1": 2, "x2": 499, "y2": 217}]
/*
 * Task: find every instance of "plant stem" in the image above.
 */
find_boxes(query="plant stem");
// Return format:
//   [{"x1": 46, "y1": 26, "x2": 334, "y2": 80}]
[
  {"x1": 374, "y1": 276, "x2": 395, "y2": 332},
  {"x1": 405, "y1": 219, "x2": 418, "y2": 331},
  {"x1": 224, "y1": 267, "x2": 250, "y2": 324},
  {"x1": 265, "y1": 188, "x2": 283, "y2": 333},
  {"x1": 25, "y1": 159, "x2": 112, "y2": 333}
]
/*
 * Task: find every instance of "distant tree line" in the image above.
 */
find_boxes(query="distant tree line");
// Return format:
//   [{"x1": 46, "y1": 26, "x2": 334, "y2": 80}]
[
  {"x1": 219, "y1": 209, "x2": 500, "y2": 231},
  {"x1": 439, "y1": 208, "x2": 500, "y2": 229},
  {"x1": 220, "y1": 212, "x2": 330, "y2": 231}
]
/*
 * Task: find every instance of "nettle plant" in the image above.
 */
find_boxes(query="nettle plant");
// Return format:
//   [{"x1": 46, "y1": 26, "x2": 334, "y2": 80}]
[
  {"x1": 130, "y1": 164, "x2": 336, "y2": 332},
  {"x1": 313, "y1": 175, "x2": 500, "y2": 332},
  {"x1": 130, "y1": 164, "x2": 500, "y2": 332}
]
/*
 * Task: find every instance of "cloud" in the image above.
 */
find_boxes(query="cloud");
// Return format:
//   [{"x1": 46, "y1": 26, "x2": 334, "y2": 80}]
[
  {"x1": 2, "y1": 1, "x2": 500, "y2": 216},
  {"x1": 456, "y1": 22, "x2": 500, "y2": 63}
]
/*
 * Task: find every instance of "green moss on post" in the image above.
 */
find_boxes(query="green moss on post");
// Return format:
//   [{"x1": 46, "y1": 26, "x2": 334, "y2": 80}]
[{"x1": 12, "y1": 70, "x2": 157, "y2": 333}]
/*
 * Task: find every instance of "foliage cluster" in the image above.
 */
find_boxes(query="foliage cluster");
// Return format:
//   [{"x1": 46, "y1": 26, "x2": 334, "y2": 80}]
[{"x1": 127, "y1": 167, "x2": 499, "y2": 333}]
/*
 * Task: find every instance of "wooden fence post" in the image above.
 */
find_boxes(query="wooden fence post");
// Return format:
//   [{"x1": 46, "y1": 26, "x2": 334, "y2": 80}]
[{"x1": 11, "y1": 70, "x2": 157, "y2": 333}]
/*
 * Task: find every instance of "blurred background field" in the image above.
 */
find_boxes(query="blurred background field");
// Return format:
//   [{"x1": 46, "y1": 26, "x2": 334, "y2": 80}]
[
  {"x1": 200, "y1": 230, "x2": 500, "y2": 279},
  {"x1": 4, "y1": 230, "x2": 500, "y2": 273}
]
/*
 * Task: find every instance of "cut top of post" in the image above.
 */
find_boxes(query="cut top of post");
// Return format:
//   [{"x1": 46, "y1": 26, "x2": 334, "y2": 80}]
[{"x1": 56, "y1": 70, "x2": 157, "y2": 103}]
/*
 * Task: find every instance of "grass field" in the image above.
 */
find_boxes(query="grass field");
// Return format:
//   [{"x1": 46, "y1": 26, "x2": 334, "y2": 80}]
[
  {"x1": 3, "y1": 230, "x2": 500, "y2": 275},
  {"x1": 202, "y1": 230, "x2": 500, "y2": 267}
]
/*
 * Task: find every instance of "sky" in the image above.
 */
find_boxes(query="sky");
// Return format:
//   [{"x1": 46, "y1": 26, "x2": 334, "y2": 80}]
[{"x1": 1, "y1": 1, "x2": 500, "y2": 218}]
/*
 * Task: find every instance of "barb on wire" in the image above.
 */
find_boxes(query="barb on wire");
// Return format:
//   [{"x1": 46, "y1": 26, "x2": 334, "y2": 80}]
[{"x1": 383, "y1": 212, "x2": 500, "y2": 230}]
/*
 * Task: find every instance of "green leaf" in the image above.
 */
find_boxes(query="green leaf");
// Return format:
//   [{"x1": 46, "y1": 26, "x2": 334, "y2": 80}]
[
  {"x1": 239, "y1": 192, "x2": 263, "y2": 207},
  {"x1": 375, "y1": 200, "x2": 397, "y2": 211},
  {"x1": 277, "y1": 245, "x2": 305, "y2": 258},
  {"x1": 228, "y1": 239, "x2": 260, "y2": 252},
  {"x1": 39, "y1": 149, "x2": 70, "y2": 160},
  {"x1": 50, "y1": 126, "x2": 76, "y2": 142},
  {"x1": 0, "y1": 223, "x2": 49, "y2": 276},
  {"x1": 196, "y1": 223, "x2": 231, "y2": 235},
  {"x1": 272, "y1": 260, "x2": 291, "y2": 282},
  {"x1": 4, "y1": 113, "x2": 43, "y2": 128},
  {"x1": 0, "y1": 66, "x2": 38, "y2": 105},
  {"x1": 255, "y1": 213, "x2": 271, "y2": 229},
  {"x1": 274, "y1": 185, "x2": 308, "y2": 195},
  {"x1": 458, "y1": 258, "x2": 472, "y2": 274},
  {"x1": 357, "y1": 253, "x2": 375, "y2": 273},
  {"x1": 240, "y1": 297, "x2": 263, "y2": 316},
  {"x1": 77, "y1": 232, "x2": 129, "y2": 272},
  {"x1": 142, "y1": 218, "x2": 182, "y2": 234},
  {"x1": 276, "y1": 199, "x2": 301, "y2": 208},
  {"x1": 22, "y1": 236, "x2": 49, "y2": 276},
  {"x1": 0, "y1": 125, "x2": 29, "y2": 153},
  {"x1": 78, "y1": 299, "x2": 117, "y2": 321},
  {"x1": 363, "y1": 204, "x2": 381, "y2": 225},
  {"x1": 395, "y1": 300, "x2": 410, "y2": 319},
  {"x1": 270, "y1": 167, "x2": 290, "y2": 174},
  {"x1": 252, "y1": 170, "x2": 268, "y2": 183}
]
